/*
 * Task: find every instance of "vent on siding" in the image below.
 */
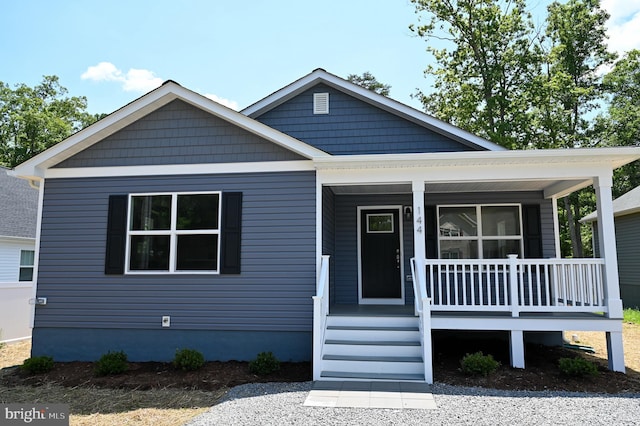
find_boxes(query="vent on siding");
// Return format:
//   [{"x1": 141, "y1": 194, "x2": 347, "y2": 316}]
[{"x1": 313, "y1": 93, "x2": 329, "y2": 114}]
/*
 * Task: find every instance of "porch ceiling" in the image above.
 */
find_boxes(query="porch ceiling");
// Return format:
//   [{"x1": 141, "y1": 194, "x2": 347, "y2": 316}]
[{"x1": 328, "y1": 179, "x2": 588, "y2": 197}]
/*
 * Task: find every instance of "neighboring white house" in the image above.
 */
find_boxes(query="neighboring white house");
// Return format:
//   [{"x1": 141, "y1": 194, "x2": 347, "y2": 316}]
[{"x1": 0, "y1": 166, "x2": 38, "y2": 343}]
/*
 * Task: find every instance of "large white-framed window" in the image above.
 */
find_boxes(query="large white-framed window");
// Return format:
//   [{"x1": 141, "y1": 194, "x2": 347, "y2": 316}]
[
  {"x1": 126, "y1": 192, "x2": 221, "y2": 274},
  {"x1": 19, "y1": 250, "x2": 35, "y2": 281},
  {"x1": 437, "y1": 204, "x2": 523, "y2": 259}
]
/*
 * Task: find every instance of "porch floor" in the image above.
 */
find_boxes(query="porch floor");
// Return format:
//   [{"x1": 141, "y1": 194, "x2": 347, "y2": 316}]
[
  {"x1": 329, "y1": 304, "x2": 607, "y2": 319},
  {"x1": 329, "y1": 304, "x2": 416, "y2": 317}
]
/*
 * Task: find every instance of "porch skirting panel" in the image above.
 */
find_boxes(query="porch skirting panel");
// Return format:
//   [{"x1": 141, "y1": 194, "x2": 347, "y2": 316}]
[{"x1": 31, "y1": 328, "x2": 312, "y2": 362}]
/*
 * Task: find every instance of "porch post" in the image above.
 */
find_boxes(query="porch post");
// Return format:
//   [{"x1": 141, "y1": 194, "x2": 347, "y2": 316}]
[
  {"x1": 606, "y1": 331, "x2": 626, "y2": 373},
  {"x1": 412, "y1": 180, "x2": 427, "y2": 282},
  {"x1": 551, "y1": 197, "x2": 562, "y2": 258},
  {"x1": 509, "y1": 330, "x2": 525, "y2": 369},
  {"x1": 593, "y1": 175, "x2": 623, "y2": 319},
  {"x1": 412, "y1": 180, "x2": 426, "y2": 259}
]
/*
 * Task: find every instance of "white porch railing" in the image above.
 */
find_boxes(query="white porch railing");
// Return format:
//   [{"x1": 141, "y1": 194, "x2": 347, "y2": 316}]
[
  {"x1": 312, "y1": 255, "x2": 331, "y2": 381},
  {"x1": 412, "y1": 255, "x2": 607, "y2": 316}
]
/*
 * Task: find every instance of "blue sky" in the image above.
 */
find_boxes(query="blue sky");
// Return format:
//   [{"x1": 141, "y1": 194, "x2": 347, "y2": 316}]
[{"x1": 1, "y1": 0, "x2": 638, "y2": 115}]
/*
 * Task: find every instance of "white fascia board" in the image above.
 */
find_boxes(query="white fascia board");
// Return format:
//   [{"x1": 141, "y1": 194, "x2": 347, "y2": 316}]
[
  {"x1": 45, "y1": 160, "x2": 315, "y2": 179},
  {"x1": 313, "y1": 147, "x2": 640, "y2": 171},
  {"x1": 13, "y1": 82, "x2": 328, "y2": 181},
  {"x1": 0, "y1": 236, "x2": 36, "y2": 243},
  {"x1": 243, "y1": 69, "x2": 506, "y2": 152}
]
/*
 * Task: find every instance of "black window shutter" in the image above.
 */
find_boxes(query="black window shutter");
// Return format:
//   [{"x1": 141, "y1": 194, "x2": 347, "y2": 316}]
[
  {"x1": 424, "y1": 205, "x2": 438, "y2": 259},
  {"x1": 105, "y1": 195, "x2": 128, "y2": 274},
  {"x1": 221, "y1": 192, "x2": 242, "y2": 274},
  {"x1": 523, "y1": 204, "x2": 543, "y2": 259}
]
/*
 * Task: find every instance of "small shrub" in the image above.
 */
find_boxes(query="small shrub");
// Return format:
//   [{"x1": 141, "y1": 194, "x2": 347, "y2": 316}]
[
  {"x1": 558, "y1": 357, "x2": 598, "y2": 377},
  {"x1": 249, "y1": 351, "x2": 280, "y2": 375},
  {"x1": 21, "y1": 356, "x2": 54, "y2": 374},
  {"x1": 173, "y1": 348, "x2": 205, "y2": 371},
  {"x1": 460, "y1": 351, "x2": 500, "y2": 376},
  {"x1": 95, "y1": 351, "x2": 128, "y2": 376}
]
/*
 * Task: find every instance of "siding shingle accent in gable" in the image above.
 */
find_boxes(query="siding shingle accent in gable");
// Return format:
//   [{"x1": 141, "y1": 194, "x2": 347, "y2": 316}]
[
  {"x1": 55, "y1": 100, "x2": 305, "y2": 168},
  {"x1": 255, "y1": 84, "x2": 477, "y2": 155}
]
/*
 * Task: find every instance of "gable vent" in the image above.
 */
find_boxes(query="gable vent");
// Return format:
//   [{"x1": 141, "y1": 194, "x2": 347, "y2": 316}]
[{"x1": 313, "y1": 93, "x2": 329, "y2": 114}]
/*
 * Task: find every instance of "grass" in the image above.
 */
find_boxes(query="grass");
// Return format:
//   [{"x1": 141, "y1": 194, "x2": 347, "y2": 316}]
[{"x1": 624, "y1": 308, "x2": 640, "y2": 325}]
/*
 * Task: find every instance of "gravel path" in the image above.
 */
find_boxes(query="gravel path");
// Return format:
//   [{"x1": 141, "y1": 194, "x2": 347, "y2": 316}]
[{"x1": 186, "y1": 382, "x2": 640, "y2": 426}]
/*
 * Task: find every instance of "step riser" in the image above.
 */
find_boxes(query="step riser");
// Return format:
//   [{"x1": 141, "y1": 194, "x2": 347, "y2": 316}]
[
  {"x1": 327, "y1": 316, "x2": 418, "y2": 328},
  {"x1": 320, "y1": 371, "x2": 426, "y2": 381},
  {"x1": 325, "y1": 329, "x2": 420, "y2": 341},
  {"x1": 323, "y1": 344, "x2": 422, "y2": 357},
  {"x1": 321, "y1": 360, "x2": 424, "y2": 374}
]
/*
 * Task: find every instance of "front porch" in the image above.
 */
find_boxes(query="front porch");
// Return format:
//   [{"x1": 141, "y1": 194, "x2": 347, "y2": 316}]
[
  {"x1": 312, "y1": 150, "x2": 634, "y2": 383},
  {"x1": 314, "y1": 255, "x2": 625, "y2": 383}
]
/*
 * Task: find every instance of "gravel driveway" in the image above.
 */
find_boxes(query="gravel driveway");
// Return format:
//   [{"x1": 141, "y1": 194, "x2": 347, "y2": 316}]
[{"x1": 186, "y1": 382, "x2": 640, "y2": 426}]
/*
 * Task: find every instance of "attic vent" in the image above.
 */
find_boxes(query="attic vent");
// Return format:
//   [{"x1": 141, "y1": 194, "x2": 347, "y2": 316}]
[{"x1": 313, "y1": 93, "x2": 329, "y2": 114}]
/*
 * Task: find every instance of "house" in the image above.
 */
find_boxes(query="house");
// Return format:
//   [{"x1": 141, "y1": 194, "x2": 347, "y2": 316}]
[
  {"x1": 12, "y1": 69, "x2": 640, "y2": 383},
  {"x1": 582, "y1": 185, "x2": 640, "y2": 309},
  {"x1": 0, "y1": 166, "x2": 38, "y2": 343}
]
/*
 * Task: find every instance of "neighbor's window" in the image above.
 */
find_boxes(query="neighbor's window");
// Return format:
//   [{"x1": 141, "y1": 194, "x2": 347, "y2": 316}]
[
  {"x1": 438, "y1": 205, "x2": 522, "y2": 259},
  {"x1": 127, "y1": 192, "x2": 221, "y2": 273},
  {"x1": 19, "y1": 250, "x2": 35, "y2": 281}
]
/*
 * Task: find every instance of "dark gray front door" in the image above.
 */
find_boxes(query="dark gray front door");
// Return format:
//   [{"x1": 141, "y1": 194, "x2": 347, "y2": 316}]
[{"x1": 360, "y1": 208, "x2": 403, "y2": 303}]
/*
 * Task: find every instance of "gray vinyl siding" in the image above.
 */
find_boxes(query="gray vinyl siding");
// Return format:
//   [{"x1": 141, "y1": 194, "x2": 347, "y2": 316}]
[
  {"x1": 255, "y1": 84, "x2": 478, "y2": 155},
  {"x1": 55, "y1": 100, "x2": 305, "y2": 168},
  {"x1": 329, "y1": 191, "x2": 555, "y2": 306},
  {"x1": 35, "y1": 171, "x2": 316, "y2": 332},
  {"x1": 594, "y1": 213, "x2": 640, "y2": 308}
]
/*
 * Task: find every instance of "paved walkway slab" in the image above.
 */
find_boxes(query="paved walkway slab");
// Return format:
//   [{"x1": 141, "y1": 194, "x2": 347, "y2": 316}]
[{"x1": 304, "y1": 381, "x2": 437, "y2": 410}]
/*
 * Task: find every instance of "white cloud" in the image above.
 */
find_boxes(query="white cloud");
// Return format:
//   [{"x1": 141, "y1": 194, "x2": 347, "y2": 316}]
[
  {"x1": 601, "y1": 0, "x2": 640, "y2": 54},
  {"x1": 204, "y1": 93, "x2": 239, "y2": 111},
  {"x1": 81, "y1": 62, "x2": 163, "y2": 93}
]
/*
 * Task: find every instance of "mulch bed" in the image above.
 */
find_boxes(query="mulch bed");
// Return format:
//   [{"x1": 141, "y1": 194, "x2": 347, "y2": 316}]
[{"x1": 2, "y1": 339, "x2": 639, "y2": 394}]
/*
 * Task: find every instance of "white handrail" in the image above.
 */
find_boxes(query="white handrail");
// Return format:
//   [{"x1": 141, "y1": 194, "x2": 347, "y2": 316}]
[
  {"x1": 312, "y1": 255, "x2": 330, "y2": 381},
  {"x1": 411, "y1": 257, "x2": 433, "y2": 383}
]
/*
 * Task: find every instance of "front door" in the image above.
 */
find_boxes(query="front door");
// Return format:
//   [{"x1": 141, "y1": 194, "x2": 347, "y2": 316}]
[{"x1": 358, "y1": 207, "x2": 404, "y2": 304}]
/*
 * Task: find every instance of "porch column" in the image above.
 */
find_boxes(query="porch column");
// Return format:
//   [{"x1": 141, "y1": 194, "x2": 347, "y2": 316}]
[
  {"x1": 411, "y1": 180, "x2": 426, "y2": 262},
  {"x1": 606, "y1": 331, "x2": 626, "y2": 373},
  {"x1": 509, "y1": 330, "x2": 525, "y2": 369},
  {"x1": 593, "y1": 175, "x2": 623, "y2": 319}
]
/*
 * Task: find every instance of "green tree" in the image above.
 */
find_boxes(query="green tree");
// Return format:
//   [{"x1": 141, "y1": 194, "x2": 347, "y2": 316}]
[
  {"x1": 598, "y1": 49, "x2": 640, "y2": 197},
  {"x1": 543, "y1": 0, "x2": 615, "y2": 257},
  {"x1": 347, "y1": 72, "x2": 391, "y2": 96},
  {"x1": 0, "y1": 76, "x2": 98, "y2": 168},
  {"x1": 409, "y1": 0, "x2": 541, "y2": 149}
]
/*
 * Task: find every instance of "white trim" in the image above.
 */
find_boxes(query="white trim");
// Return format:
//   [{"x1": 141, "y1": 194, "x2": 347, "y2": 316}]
[
  {"x1": 13, "y1": 81, "x2": 329, "y2": 180},
  {"x1": 357, "y1": 206, "x2": 405, "y2": 305},
  {"x1": 125, "y1": 191, "x2": 222, "y2": 275},
  {"x1": 243, "y1": 69, "x2": 505, "y2": 152},
  {"x1": 44, "y1": 160, "x2": 315, "y2": 179},
  {"x1": 29, "y1": 178, "x2": 45, "y2": 329}
]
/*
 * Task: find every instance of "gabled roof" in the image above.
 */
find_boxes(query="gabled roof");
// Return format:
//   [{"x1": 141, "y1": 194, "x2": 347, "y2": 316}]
[
  {"x1": 13, "y1": 81, "x2": 330, "y2": 180},
  {"x1": 581, "y1": 185, "x2": 640, "y2": 223},
  {"x1": 242, "y1": 68, "x2": 507, "y2": 152},
  {"x1": 0, "y1": 167, "x2": 38, "y2": 240}
]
